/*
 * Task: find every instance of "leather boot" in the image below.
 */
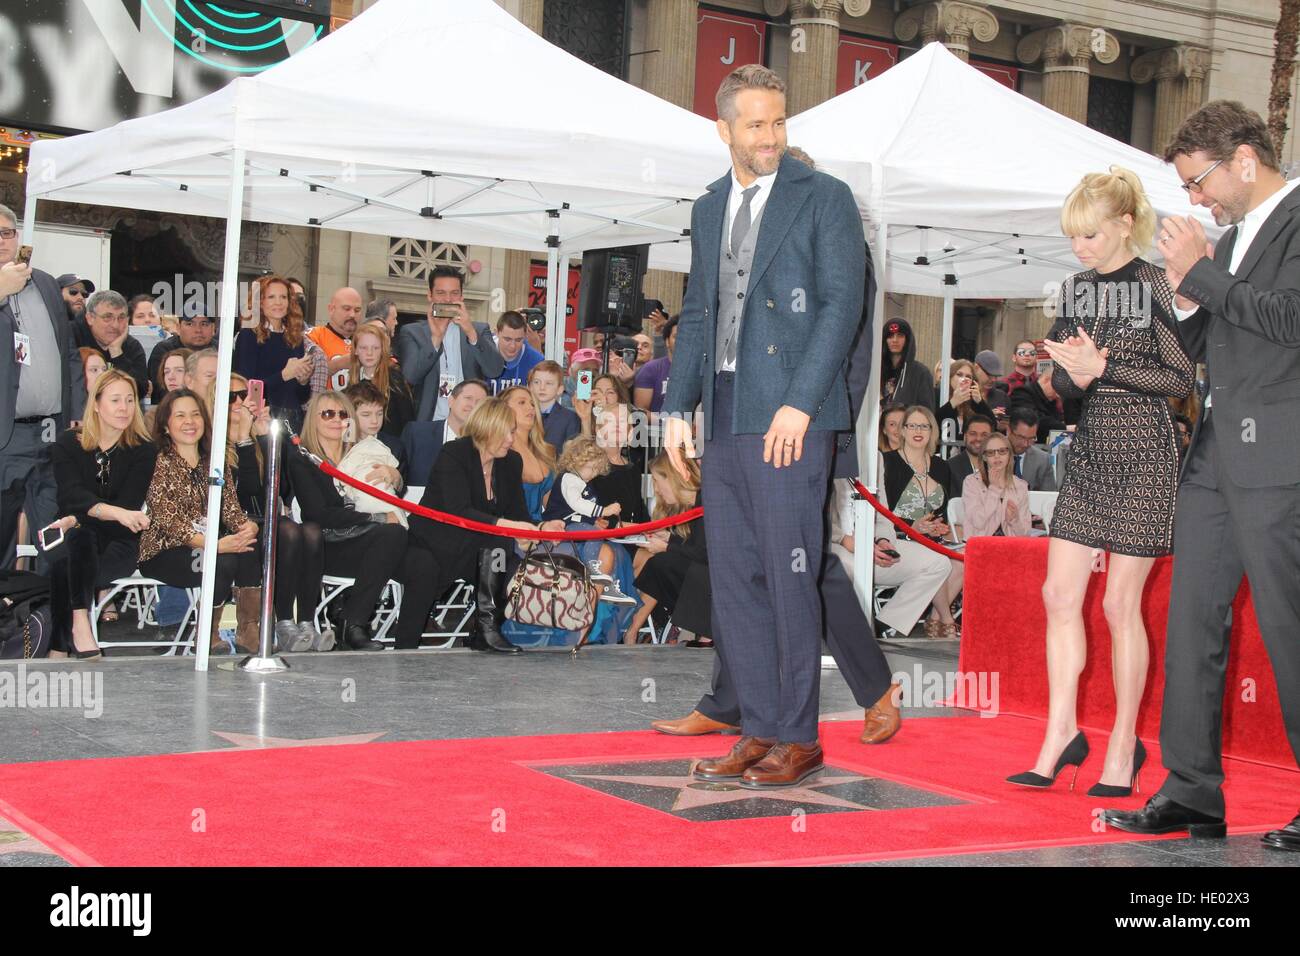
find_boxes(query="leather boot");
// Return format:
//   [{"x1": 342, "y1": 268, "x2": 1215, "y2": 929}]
[
  {"x1": 467, "y1": 548, "x2": 519, "y2": 654},
  {"x1": 234, "y1": 587, "x2": 263, "y2": 655},
  {"x1": 339, "y1": 620, "x2": 383, "y2": 651},
  {"x1": 207, "y1": 608, "x2": 231, "y2": 656}
]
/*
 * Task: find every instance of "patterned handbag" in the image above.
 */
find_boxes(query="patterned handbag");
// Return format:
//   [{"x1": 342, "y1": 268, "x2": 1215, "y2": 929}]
[{"x1": 504, "y1": 543, "x2": 594, "y2": 631}]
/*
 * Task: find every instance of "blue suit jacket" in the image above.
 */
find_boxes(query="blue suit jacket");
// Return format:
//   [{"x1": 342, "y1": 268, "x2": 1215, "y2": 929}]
[
  {"x1": 662, "y1": 153, "x2": 865, "y2": 439},
  {"x1": 401, "y1": 419, "x2": 447, "y2": 488}
]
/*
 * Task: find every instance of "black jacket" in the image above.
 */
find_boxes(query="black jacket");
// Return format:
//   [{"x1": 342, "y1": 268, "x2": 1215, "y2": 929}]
[
  {"x1": 408, "y1": 437, "x2": 530, "y2": 574},
  {"x1": 50, "y1": 431, "x2": 157, "y2": 543},
  {"x1": 1009, "y1": 380, "x2": 1065, "y2": 442},
  {"x1": 74, "y1": 322, "x2": 150, "y2": 403},
  {"x1": 880, "y1": 317, "x2": 935, "y2": 412},
  {"x1": 285, "y1": 446, "x2": 373, "y2": 532}
]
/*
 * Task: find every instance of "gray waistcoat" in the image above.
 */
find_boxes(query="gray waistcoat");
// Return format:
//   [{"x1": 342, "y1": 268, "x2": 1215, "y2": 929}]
[{"x1": 715, "y1": 199, "x2": 767, "y2": 371}]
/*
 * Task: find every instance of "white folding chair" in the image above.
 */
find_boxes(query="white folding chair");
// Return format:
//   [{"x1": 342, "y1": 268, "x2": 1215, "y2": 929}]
[
  {"x1": 1028, "y1": 490, "x2": 1058, "y2": 531},
  {"x1": 946, "y1": 498, "x2": 965, "y2": 543},
  {"x1": 93, "y1": 576, "x2": 201, "y2": 654},
  {"x1": 416, "y1": 579, "x2": 476, "y2": 649}
]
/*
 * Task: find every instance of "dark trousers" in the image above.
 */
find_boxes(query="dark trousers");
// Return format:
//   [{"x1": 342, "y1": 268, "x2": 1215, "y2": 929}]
[
  {"x1": 47, "y1": 525, "x2": 141, "y2": 653},
  {"x1": 698, "y1": 548, "x2": 894, "y2": 723},
  {"x1": 1158, "y1": 414, "x2": 1300, "y2": 817},
  {"x1": 0, "y1": 422, "x2": 60, "y2": 573},
  {"x1": 322, "y1": 523, "x2": 416, "y2": 626},
  {"x1": 702, "y1": 373, "x2": 832, "y2": 743},
  {"x1": 140, "y1": 543, "x2": 261, "y2": 604},
  {"x1": 390, "y1": 539, "x2": 439, "y2": 649},
  {"x1": 274, "y1": 518, "x2": 324, "y2": 622}
]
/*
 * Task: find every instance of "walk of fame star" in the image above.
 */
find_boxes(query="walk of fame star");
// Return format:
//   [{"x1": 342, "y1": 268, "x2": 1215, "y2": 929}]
[{"x1": 535, "y1": 758, "x2": 964, "y2": 821}]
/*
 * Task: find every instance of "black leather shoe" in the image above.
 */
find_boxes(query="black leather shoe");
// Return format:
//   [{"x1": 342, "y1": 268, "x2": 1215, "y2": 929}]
[
  {"x1": 340, "y1": 622, "x2": 383, "y2": 651},
  {"x1": 1261, "y1": 812, "x2": 1300, "y2": 852},
  {"x1": 1102, "y1": 793, "x2": 1226, "y2": 838}
]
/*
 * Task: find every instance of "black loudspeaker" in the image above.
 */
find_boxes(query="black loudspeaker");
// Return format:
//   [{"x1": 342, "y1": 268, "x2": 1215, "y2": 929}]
[{"x1": 576, "y1": 245, "x2": 649, "y2": 334}]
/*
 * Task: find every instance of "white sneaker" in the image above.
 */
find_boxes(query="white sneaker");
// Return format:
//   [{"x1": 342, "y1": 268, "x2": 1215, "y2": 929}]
[
  {"x1": 586, "y1": 559, "x2": 614, "y2": 586},
  {"x1": 598, "y1": 582, "x2": 637, "y2": 606}
]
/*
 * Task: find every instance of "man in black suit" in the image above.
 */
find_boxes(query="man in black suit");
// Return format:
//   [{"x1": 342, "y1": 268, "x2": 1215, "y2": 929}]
[
  {"x1": 663, "y1": 66, "x2": 864, "y2": 788},
  {"x1": 0, "y1": 205, "x2": 83, "y2": 568},
  {"x1": 1104, "y1": 102, "x2": 1300, "y2": 851},
  {"x1": 401, "y1": 378, "x2": 489, "y2": 486}
]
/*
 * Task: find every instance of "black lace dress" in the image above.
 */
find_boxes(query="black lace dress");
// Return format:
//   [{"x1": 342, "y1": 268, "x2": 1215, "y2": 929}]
[{"x1": 1047, "y1": 258, "x2": 1194, "y2": 557}]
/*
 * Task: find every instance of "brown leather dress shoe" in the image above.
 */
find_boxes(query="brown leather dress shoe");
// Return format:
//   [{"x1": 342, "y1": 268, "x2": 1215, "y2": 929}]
[
  {"x1": 693, "y1": 735, "x2": 776, "y2": 780},
  {"x1": 860, "y1": 683, "x2": 902, "y2": 744},
  {"x1": 740, "y1": 742, "x2": 824, "y2": 789},
  {"x1": 651, "y1": 710, "x2": 741, "y2": 736}
]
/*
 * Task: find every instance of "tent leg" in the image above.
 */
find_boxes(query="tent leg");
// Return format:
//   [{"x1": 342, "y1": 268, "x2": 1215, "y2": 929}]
[
  {"x1": 939, "y1": 290, "x2": 955, "y2": 406},
  {"x1": 20, "y1": 198, "x2": 36, "y2": 246},
  {"x1": 194, "y1": 148, "x2": 246, "y2": 673},
  {"x1": 855, "y1": 217, "x2": 888, "y2": 616},
  {"x1": 555, "y1": 255, "x2": 570, "y2": 362},
  {"x1": 544, "y1": 211, "x2": 561, "y2": 363}
]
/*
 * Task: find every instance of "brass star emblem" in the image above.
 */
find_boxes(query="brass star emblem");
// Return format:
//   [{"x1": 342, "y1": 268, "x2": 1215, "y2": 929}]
[{"x1": 570, "y1": 771, "x2": 878, "y2": 812}]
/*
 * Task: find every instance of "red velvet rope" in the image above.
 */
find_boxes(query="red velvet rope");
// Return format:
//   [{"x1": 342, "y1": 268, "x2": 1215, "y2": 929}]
[
  {"x1": 310, "y1": 452, "x2": 702, "y2": 541},
  {"x1": 851, "y1": 479, "x2": 965, "y2": 562}
]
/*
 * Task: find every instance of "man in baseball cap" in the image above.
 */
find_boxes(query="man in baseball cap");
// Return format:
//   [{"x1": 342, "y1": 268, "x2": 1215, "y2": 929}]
[
  {"x1": 973, "y1": 349, "x2": 1009, "y2": 414},
  {"x1": 57, "y1": 274, "x2": 95, "y2": 323}
]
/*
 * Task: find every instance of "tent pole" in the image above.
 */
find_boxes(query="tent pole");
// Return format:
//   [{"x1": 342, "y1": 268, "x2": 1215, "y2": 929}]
[
  {"x1": 939, "y1": 288, "x2": 955, "y2": 406},
  {"x1": 544, "y1": 211, "x2": 561, "y2": 363},
  {"x1": 555, "y1": 254, "x2": 571, "y2": 362},
  {"x1": 194, "y1": 148, "x2": 245, "y2": 672},
  {"x1": 855, "y1": 211, "x2": 888, "y2": 616},
  {"x1": 20, "y1": 197, "x2": 36, "y2": 246}
]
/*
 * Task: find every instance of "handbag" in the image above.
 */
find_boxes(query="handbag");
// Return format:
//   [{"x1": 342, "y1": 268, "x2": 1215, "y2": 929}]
[
  {"x1": 504, "y1": 543, "x2": 594, "y2": 631},
  {"x1": 322, "y1": 521, "x2": 378, "y2": 543},
  {"x1": 0, "y1": 571, "x2": 53, "y2": 660}
]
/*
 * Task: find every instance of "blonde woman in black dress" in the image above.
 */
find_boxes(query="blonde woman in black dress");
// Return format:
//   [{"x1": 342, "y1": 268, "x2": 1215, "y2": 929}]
[{"x1": 1008, "y1": 168, "x2": 1194, "y2": 796}]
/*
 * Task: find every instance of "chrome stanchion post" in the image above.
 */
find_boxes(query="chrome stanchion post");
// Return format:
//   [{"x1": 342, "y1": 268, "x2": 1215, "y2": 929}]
[{"x1": 240, "y1": 419, "x2": 290, "y2": 673}]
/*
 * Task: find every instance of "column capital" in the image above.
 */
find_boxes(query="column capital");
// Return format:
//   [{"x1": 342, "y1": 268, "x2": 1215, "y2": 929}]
[
  {"x1": 1130, "y1": 44, "x2": 1212, "y2": 85},
  {"x1": 1017, "y1": 23, "x2": 1119, "y2": 71},
  {"x1": 768, "y1": 0, "x2": 872, "y2": 21},
  {"x1": 895, "y1": 2, "x2": 999, "y2": 52}
]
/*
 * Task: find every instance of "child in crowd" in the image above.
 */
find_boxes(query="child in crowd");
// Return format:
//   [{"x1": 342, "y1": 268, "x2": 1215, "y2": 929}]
[
  {"x1": 528, "y1": 360, "x2": 581, "y2": 453},
  {"x1": 541, "y1": 435, "x2": 635, "y2": 606},
  {"x1": 336, "y1": 382, "x2": 407, "y2": 527}
]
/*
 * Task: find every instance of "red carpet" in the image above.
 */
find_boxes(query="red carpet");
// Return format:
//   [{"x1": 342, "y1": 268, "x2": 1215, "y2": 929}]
[
  {"x1": 0, "y1": 716, "x2": 1292, "y2": 867},
  {"x1": 960, "y1": 537, "x2": 1292, "y2": 768}
]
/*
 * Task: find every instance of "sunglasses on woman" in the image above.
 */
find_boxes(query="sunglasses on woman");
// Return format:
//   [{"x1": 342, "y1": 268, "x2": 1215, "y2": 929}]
[
  {"x1": 318, "y1": 408, "x2": 350, "y2": 421},
  {"x1": 228, "y1": 389, "x2": 249, "y2": 404}
]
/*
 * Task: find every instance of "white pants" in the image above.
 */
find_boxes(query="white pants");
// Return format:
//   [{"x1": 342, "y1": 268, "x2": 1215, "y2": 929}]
[{"x1": 871, "y1": 539, "x2": 952, "y2": 635}]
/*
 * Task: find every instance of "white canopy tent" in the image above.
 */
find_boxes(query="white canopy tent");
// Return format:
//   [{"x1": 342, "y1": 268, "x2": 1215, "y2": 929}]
[{"x1": 23, "y1": 0, "x2": 729, "y2": 671}]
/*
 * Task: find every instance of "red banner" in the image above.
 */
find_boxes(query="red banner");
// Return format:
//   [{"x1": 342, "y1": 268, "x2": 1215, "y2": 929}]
[
  {"x1": 694, "y1": 10, "x2": 767, "y2": 119},
  {"x1": 529, "y1": 264, "x2": 582, "y2": 354},
  {"x1": 836, "y1": 36, "x2": 899, "y2": 93},
  {"x1": 971, "y1": 58, "x2": 1018, "y2": 90}
]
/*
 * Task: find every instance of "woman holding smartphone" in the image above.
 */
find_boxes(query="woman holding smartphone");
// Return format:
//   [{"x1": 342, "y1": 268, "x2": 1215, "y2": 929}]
[{"x1": 46, "y1": 369, "x2": 157, "y2": 659}]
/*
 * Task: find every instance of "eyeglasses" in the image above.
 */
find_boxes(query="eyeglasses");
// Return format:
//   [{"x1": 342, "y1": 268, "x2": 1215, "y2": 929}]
[
  {"x1": 93, "y1": 449, "x2": 112, "y2": 486},
  {"x1": 1181, "y1": 159, "x2": 1224, "y2": 195},
  {"x1": 319, "y1": 408, "x2": 350, "y2": 421},
  {"x1": 983, "y1": 449, "x2": 1010, "y2": 458},
  {"x1": 0, "y1": 228, "x2": 17, "y2": 240},
  {"x1": 902, "y1": 422, "x2": 932, "y2": 431},
  {"x1": 228, "y1": 389, "x2": 249, "y2": 404}
]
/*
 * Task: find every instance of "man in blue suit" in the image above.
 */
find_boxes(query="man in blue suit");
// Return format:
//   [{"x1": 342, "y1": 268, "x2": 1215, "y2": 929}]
[{"x1": 663, "y1": 65, "x2": 865, "y2": 788}]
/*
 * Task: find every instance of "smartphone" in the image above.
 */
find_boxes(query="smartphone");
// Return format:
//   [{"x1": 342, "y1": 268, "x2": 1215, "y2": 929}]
[
  {"x1": 430, "y1": 305, "x2": 460, "y2": 319},
  {"x1": 37, "y1": 522, "x2": 64, "y2": 551},
  {"x1": 247, "y1": 379, "x2": 265, "y2": 416},
  {"x1": 16, "y1": 245, "x2": 33, "y2": 266},
  {"x1": 576, "y1": 369, "x2": 593, "y2": 401},
  {"x1": 882, "y1": 547, "x2": 901, "y2": 559},
  {"x1": 620, "y1": 347, "x2": 637, "y2": 367}
]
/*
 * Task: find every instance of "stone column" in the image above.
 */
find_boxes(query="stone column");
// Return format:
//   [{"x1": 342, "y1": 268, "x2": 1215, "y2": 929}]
[
  {"x1": 903, "y1": 295, "x2": 944, "y2": 374},
  {"x1": 1131, "y1": 45, "x2": 1212, "y2": 155},
  {"x1": 497, "y1": 0, "x2": 545, "y2": 316},
  {"x1": 765, "y1": 0, "x2": 870, "y2": 115},
  {"x1": 1017, "y1": 24, "x2": 1119, "y2": 124},
  {"x1": 893, "y1": 1, "x2": 999, "y2": 63}
]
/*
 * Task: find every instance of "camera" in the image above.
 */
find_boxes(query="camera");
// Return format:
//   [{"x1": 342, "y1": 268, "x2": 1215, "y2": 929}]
[
  {"x1": 611, "y1": 334, "x2": 638, "y2": 367},
  {"x1": 519, "y1": 307, "x2": 547, "y2": 333}
]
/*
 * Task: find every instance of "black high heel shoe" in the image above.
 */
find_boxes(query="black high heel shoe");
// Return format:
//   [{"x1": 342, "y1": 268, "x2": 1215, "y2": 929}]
[
  {"x1": 1006, "y1": 731, "x2": 1089, "y2": 790},
  {"x1": 1086, "y1": 738, "x2": 1147, "y2": 797}
]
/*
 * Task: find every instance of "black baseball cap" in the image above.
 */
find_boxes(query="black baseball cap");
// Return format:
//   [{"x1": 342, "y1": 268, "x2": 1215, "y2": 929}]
[{"x1": 57, "y1": 273, "x2": 96, "y2": 293}]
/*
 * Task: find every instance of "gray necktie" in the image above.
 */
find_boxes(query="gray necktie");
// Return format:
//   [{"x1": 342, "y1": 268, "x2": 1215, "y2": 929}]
[{"x1": 730, "y1": 185, "x2": 760, "y2": 257}]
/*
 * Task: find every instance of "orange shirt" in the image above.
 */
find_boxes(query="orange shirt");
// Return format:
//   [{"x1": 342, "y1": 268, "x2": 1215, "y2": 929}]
[{"x1": 306, "y1": 324, "x2": 351, "y2": 364}]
